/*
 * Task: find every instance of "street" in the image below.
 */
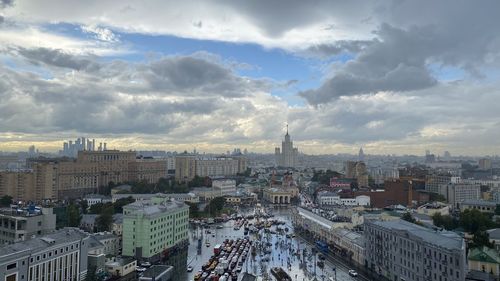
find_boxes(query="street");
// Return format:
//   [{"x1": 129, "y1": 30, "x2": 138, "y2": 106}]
[{"x1": 185, "y1": 207, "x2": 374, "y2": 281}]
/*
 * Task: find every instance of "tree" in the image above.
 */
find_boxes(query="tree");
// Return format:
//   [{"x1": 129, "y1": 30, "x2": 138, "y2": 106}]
[
  {"x1": 80, "y1": 200, "x2": 89, "y2": 214},
  {"x1": 0, "y1": 195, "x2": 13, "y2": 207},
  {"x1": 95, "y1": 205, "x2": 113, "y2": 232},
  {"x1": 460, "y1": 209, "x2": 494, "y2": 233},
  {"x1": 86, "y1": 265, "x2": 98, "y2": 281},
  {"x1": 472, "y1": 230, "x2": 493, "y2": 248},
  {"x1": 429, "y1": 193, "x2": 447, "y2": 202},
  {"x1": 204, "y1": 197, "x2": 226, "y2": 216},
  {"x1": 113, "y1": 197, "x2": 135, "y2": 214},
  {"x1": 188, "y1": 176, "x2": 206, "y2": 188},
  {"x1": 495, "y1": 204, "x2": 500, "y2": 215},
  {"x1": 402, "y1": 212, "x2": 416, "y2": 224},
  {"x1": 67, "y1": 203, "x2": 81, "y2": 227},
  {"x1": 89, "y1": 202, "x2": 113, "y2": 214},
  {"x1": 186, "y1": 202, "x2": 199, "y2": 218}
]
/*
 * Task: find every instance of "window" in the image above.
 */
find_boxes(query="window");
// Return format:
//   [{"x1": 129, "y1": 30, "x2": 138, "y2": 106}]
[{"x1": 7, "y1": 263, "x2": 16, "y2": 270}]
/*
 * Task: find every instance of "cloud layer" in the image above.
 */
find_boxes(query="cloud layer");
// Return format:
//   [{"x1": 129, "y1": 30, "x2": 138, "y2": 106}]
[{"x1": 1, "y1": 0, "x2": 500, "y2": 155}]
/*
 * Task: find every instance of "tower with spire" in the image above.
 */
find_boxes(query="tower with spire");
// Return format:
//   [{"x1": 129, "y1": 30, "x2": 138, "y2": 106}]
[
  {"x1": 358, "y1": 147, "x2": 365, "y2": 162},
  {"x1": 275, "y1": 124, "x2": 298, "y2": 167}
]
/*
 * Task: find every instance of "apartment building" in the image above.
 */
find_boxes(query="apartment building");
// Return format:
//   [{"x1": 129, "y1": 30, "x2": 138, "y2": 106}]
[
  {"x1": 2, "y1": 150, "x2": 168, "y2": 201},
  {"x1": 0, "y1": 228, "x2": 90, "y2": 281},
  {"x1": 0, "y1": 206, "x2": 56, "y2": 245},
  {"x1": 425, "y1": 174, "x2": 453, "y2": 194},
  {"x1": 438, "y1": 183, "x2": 480, "y2": 209},
  {"x1": 122, "y1": 195, "x2": 189, "y2": 261},
  {"x1": 365, "y1": 219, "x2": 466, "y2": 281},
  {"x1": 175, "y1": 154, "x2": 246, "y2": 182}
]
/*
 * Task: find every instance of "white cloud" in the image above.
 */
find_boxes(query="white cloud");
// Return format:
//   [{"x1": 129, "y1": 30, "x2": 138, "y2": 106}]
[{"x1": 81, "y1": 24, "x2": 119, "y2": 42}]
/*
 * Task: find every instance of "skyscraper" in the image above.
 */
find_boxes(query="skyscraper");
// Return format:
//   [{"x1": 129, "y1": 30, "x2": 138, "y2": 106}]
[
  {"x1": 275, "y1": 125, "x2": 298, "y2": 167},
  {"x1": 358, "y1": 147, "x2": 365, "y2": 162}
]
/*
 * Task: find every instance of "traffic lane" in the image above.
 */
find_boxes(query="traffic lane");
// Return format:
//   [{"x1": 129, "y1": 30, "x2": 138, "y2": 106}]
[
  {"x1": 293, "y1": 235, "x2": 371, "y2": 281},
  {"x1": 187, "y1": 221, "x2": 248, "y2": 280}
]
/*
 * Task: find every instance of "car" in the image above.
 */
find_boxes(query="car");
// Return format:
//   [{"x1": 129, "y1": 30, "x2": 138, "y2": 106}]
[
  {"x1": 206, "y1": 242, "x2": 211, "y2": 247},
  {"x1": 348, "y1": 270, "x2": 358, "y2": 277},
  {"x1": 187, "y1": 266, "x2": 193, "y2": 272},
  {"x1": 318, "y1": 254, "x2": 325, "y2": 260},
  {"x1": 216, "y1": 225, "x2": 223, "y2": 229},
  {"x1": 140, "y1": 262, "x2": 152, "y2": 267},
  {"x1": 212, "y1": 234, "x2": 216, "y2": 237},
  {"x1": 136, "y1": 267, "x2": 147, "y2": 272}
]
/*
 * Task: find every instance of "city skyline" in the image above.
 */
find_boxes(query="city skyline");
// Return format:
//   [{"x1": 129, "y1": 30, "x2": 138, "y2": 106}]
[{"x1": 1, "y1": 1, "x2": 500, "y2": 155}]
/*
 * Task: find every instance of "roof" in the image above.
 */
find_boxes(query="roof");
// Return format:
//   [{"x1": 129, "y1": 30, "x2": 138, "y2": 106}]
[
  {"x1": 368, "y1": 219, "x2": 464, "y2": 251},
  {"x1": 81, "y1": 214, "x2": 98, "y2": 224},
  {"x1": 84, "y1": 194, "x2": 109, "y2": 200},
  {"x1": 87, "y1": 235, "x2": 105, "y2": 251},
  {"x1": 468, "y1": 247, "x2": 500, "y2": 264},
  {"x1": 297, "y1": 207, "x2": 334, "y2": 230},
  {"x1": 487, "y1": 228, "x2": 500, "y2": 240},
  {"x1": 0, "y1": 228, "x2": 89, "y2": 257},
  {"x1": 461, "y1": 199, "x2": 497, "y2": 207},
  {"x1": 141, "y1": 265, "x2": 173, "y2": 278},
  {"x1": 123, "y1": 199, "x2": 187, "y2": 218},
  {"x1": 93, "y1": 232, "x2": 118, "y2": 241}
]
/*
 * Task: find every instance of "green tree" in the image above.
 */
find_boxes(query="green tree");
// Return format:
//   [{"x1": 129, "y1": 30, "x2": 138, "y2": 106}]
[
  {"x1": 471, "y1": 230, "x2": 493, "y2": 248},
  {"x1": 402, "y1": 212, "x2": 416, "y2": 224},
  {"x1": 67, "y1": 203, "x2": 81, "y2": 227},
  {"x1": 95, "y1": 205, "x2": 114, "y2": 232},
  {"x1": 0, "y1": 195, "x2": 13, "y2": 207},
  {"x1": 495, "y1": 204, "x2": 500, "y2": 215},
  {"x1": 80, "y1": 200, "x2": 89, "y2": 214},
  {"x1": 460, "y1": 209, "x2": 494, "y2": 233},
  {"x1": 186, "y1": 202, "x2": 199, "y2": 218},
  {"x1": 89, "y1": 202, "x2": 114, "y2": 214},
  {"x1": 188, "y1": 176, "x2": 205, "y2": 188},
  {"x1": 86, "y1": 265, "x2": 98, "y2": 281},
  {"x1": 113, "y1": 197, "x2": 135, "y2": 214},
  {"x1": 204, "y1": 197, "x2": 226, "y2": 216},
  {"x1": 429, "y1": 193, "x2": 447, "y2": 202}
]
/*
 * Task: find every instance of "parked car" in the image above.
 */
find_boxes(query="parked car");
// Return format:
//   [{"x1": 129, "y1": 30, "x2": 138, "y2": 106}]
[
  {"x1": 136, "y1": 267, "x2": 147, "y2": 273},
  {"x1": 187, "y1": 266, "x2": 193, "y2": 272},
  {"x1": 140, "y1": 262, "x2": 152, "y2": 268},
  {"x1": 348, "y1": 270, "x2": 358, "y2": 277}
]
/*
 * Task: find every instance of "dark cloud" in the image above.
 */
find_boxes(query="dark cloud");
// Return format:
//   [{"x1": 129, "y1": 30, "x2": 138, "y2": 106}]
[
  {"x1": 16, "y1": 47, "x2": 101, "y2": 72},
  {"x1": 305, "y1": 40, "x2": 372, "y2": 58},
  {"x1": 0, "y1": 0, "x2": 13, "y2": 8}
]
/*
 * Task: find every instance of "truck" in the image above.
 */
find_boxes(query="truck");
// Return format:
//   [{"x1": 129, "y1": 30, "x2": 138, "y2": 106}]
[{"x1": 214, "y1": 244, "x2": 222, "y2": 255}]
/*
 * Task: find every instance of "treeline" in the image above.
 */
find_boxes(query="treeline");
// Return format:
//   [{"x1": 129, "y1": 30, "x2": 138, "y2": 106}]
[
  {"x1": 432, "y1": 208, "x2": 498, "y2": 248},
  {"x1": 98, "y1": 176, "x2": 213, "y2": 196}
]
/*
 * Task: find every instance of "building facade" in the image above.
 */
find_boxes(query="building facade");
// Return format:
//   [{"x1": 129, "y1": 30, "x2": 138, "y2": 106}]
[
  {"x1": 365, "y1": 220, "x2": 466, "y2": 281},
  {"x1": 274, "y1": 127, "x2": 298, "y2": 168},
  {"x1": 175, "y1": 154, "x2": 246, "y2": 182},
  {"x1": 0, "y1": 228, "x2": 90, "y2": 281},
  {"x1": 2, "y1": 150, "x2": 167, "y2": 202},
  {"x1": 425, "y1": 174, "x2": 452, "y2": 194},
  {"x1": 0, "y1": 206, "x2": 56, "y2": 245},
  {"x1": 212, "y1": 179, "x2": 237, "y2": 196},
  {"x1": 438, "y1": 183, "x2": 481, "y2": 209},
  {"x1": 122, "y1": 196, "x2": 189, "y2": 261}
]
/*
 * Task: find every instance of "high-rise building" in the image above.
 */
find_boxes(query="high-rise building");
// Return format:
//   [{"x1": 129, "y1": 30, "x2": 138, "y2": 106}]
[
  {"x1": 365, "y1": 219, "x2": 466, "y2": 281},
  {"x1": 122, "y1": 195, "x2": 189, "y2": 261},
  {"x1": 274, "y1": 125, "x2": 298, "y2": 168},
  {"x1": 425, "y1": 174, "x2": 452, "y2": 194},
  {"x1": 3, "y1": 150, "x2": 167, "y2": 202},
  {"x1": 358, "y1": 147, "x2": 365, "y2": 162}
]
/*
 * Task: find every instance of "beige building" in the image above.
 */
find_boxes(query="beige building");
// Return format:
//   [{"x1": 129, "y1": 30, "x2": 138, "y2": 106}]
[
  {"x1": 175, "y1": 154, "x2": 246, "y2": 182},
  {"x1": 2, "y1": 150, "x2": 167, "y2": 202},
  {"x1": 263, "y1": 186, "x2": 298, "y2": 204}
]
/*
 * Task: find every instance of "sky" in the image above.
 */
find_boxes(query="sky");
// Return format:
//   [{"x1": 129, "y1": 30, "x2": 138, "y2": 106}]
[{"x1": 1, "y1": 0, "x2": 500, "y2": 156}]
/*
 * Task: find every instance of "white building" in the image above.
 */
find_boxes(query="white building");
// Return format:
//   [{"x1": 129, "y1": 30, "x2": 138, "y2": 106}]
[
  {"x1": 212, "y1": 179, "x2": 237, "y2": 196},
  {"x1": 317, "y1": 191, "x2": 370, "y2": 206},
  {"x1": 84, "y1": 194, "x2": 112, "y2": 207},
  {"x1": 274, "y1": 126, "x2": 298, "y2": 168}
]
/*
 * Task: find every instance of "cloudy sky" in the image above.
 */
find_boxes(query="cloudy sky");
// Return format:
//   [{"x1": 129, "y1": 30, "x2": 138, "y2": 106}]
[{"x1": 1, "y1": 0, "x2": 500, "y2": 155}]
